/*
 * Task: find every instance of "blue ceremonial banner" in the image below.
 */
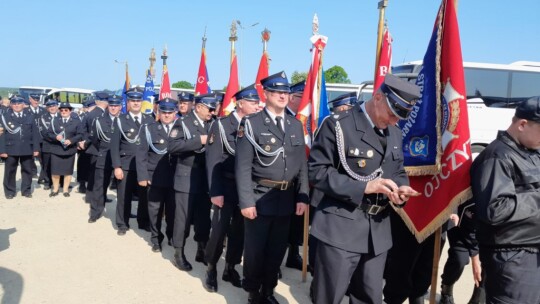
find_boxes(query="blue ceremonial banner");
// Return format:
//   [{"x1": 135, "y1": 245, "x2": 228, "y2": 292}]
[
  {"x1": 398, "y1": 24, "x2": 440, "y2": 173},
  {"x1": 317, "y1": 69, "x2": 330, "y2": 127},
  {"x1": 142, "y1": 70, "x2": 155, "y2": 114}
]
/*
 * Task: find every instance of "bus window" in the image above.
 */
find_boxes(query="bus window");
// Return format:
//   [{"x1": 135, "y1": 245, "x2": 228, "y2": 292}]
[
  {"x1": 464, "y1": 68, "x2": 509, "y2": 107},
  {"x1": 509, "y1": 71, "x2": 540, "y2": 107}
]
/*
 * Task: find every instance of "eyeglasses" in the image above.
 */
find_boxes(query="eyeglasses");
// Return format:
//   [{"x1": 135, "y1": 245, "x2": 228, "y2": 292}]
[
  {"x1": 59, "y1": 109, "x2": 70, "y2": 112},
  {"x1": 271, "y1": 91, "x2": 290, "y2": 96}
]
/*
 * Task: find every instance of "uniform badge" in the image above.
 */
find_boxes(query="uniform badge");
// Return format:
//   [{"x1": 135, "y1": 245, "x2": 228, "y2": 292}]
[
  {"x1": 348, "y1": 148, "x2": 360, "y2": 156},
  {"x1": 159, "y1": 139, "x2": 164, "y2": 144},
  {"x1": 130, "y1": 128, "x2": 134, "y2": 132},
  {"x1": 264, "y1": 117, "x2": 270, "y2": 124},
  {"x1": 127, "y1": 133, "x2": 131, "y2": 137},
  {"x1": 367, "y1": 150, "x2": 374, "y2": 158},
  {"x1": 209, "y1": 133, "x2": 214, "y2": 144},
  {"x1": 358, "y1": 159, "x2": 367, "y2": 168},
  {"x1": 237, "y1": 126, "x2": 244, "y2": 138},
  {"x1": 60, "y1": 126, "x2": 64, "y2": 129},
  {"x1": 136, "y1": 139, "x2": 141, "y2": 145},
  {"x1": 270, "y1": 137, "x2": 276, "y2": 144},
  {"x1": 264, "y1": 145, "x2": 271, "y2": 152},
  {"x1": 170, "y1": 128, "x2": 179, "y2": 138},
  {"x1": 157, "y1": 125, "x2": 162, "y2": 130},
  {"x1": 194, "y1": 120, "x2": 199, "y2": 126}
]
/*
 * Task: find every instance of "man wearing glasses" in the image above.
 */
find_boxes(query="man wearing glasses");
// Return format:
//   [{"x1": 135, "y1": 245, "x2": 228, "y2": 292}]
[{"x1": 168, "y1": 93, "x2": 215, "y2": 271}]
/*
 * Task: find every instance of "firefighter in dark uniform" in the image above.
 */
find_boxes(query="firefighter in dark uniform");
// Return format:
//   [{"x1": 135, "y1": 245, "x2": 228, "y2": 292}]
[
  {"x1": 87, "y1": 95, "x2": 122, "y2": 223},
  {"x1": 80, "y1": 92, "x2": 109, "y2": 201},
  {"x1": 136, "y1": 99, "x2": 177, "y2": 252},
  {"x1": 75, "y1": 97, "x2": 97, "y2": 194},
  {"x1": 235, "y1": 71, "x2": 309, "y2": 304},
  {"x1": 471, "y1": 96, "x2": 540, "y2": 304},
  {"x1": 329, "y1": 92, "x2": 358, "y2": 113},
  {"x1": 439, "y1": 200, "x2": 484, "y2": 304},
  {"x1": 44, "y1": 102, "x2": 83, "y2": 197},
  {"x1": 177, "y1": 92, "x2": 194, "y2": 117},
  {"x1": 111, "y1": 88, "x2": 152, "y2": 235},
  {"x1": 0, "y1": 96, "x2": 40, "y2": 199},
  {"x1": 37, "y1": 99, "x2": 60, "y2": 190},
  {"x1": 27, "y1": 94, "x2": 45, "y2": 179},
  {"x1": 203, "y1": 85, "x2": 260, "y2": 293},
  {"x1": 168, "y1": 93, "x2": 215, "y2": 271},
  {"x1": 308, "y1": 74, "x2": 421, "y2": 304}
]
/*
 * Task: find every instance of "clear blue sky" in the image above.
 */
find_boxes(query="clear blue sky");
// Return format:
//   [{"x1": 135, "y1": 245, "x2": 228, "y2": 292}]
[{"x1": 1, "y1": 0, "x2": 539, "y2": 91}]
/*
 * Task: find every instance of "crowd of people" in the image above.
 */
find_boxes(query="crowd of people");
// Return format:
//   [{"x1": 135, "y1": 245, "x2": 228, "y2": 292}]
[{"x1": 1, "y1": 72, "x2": 539, "y2": 304}]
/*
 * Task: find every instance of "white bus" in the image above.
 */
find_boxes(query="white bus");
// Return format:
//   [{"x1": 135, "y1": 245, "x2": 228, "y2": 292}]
[
  {"x1": 392, "y1": 61, "x2": 540, "y2": 155},
  {"x1": 46, "y1": 88, "x2": 95, "y2": 110}
]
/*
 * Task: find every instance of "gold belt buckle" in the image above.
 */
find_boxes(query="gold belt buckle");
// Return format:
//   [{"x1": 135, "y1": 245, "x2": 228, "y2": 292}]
[
  {"x1": 367, "y1": 204, "x2": 383, "y2": 215},
  {"x1": 280, "y1": 181, "x2": 288, "y2": 190}
]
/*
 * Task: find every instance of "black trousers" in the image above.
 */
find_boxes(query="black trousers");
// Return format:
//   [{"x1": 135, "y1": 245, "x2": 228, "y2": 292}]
[
  {"x1": 115, "y1": 169, "x2": 149, "y2": 230},
  {"x1": 76, "y1": 151, "x2": 91, "y2": 183},
  {"x1": 88, "y1": 165, "x2": 112, "y2": 220},
  {"x1": 313, "y1": 240, "x2": 387, "y2": 304},
  {"x1": 243, "y1": 215, "x2": 290, "y2": 292},
  {"x1": 147, "y1": 185, "x2": 175, "y2": 246},
  {"x1": 383, "y1": 214, "x2": 442, "y2": 304},
  {"x1": 3, "y1": 155, "x2": 33, "y2": 197},
  {"x1": 205, "y1": 201, "x2": 244, "y2": 266},
  {"x1": 441, "y1": 227, "x2": 471, "y2": 285},
  {"x1": 172, "y1": 192, "x2": 211, "y2": 248},
  {"x1": 481, "y1": 249, "x2": 540, "y2": 304},
  {"x1": 41, "y1": 152, "x2": 52, "y2": 186}
]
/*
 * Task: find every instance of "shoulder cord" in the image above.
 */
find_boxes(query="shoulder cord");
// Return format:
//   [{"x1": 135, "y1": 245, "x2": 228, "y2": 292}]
[
  {"x1": 218, "y1": 119, "x2": 235, "y2": 156},
  {"x1": 116, "y1": 118, "x2": 143, "y2": 144},
  {"x1": 335, "y1": 121, "x2": 383, "y2": 182},
  {"x1": 181, "y1": 120, "x2": 205, "y2": 154},
  {"x1": 144, "y1": 125, "x2": 167, "y2": 155},
  {"x1": 244, "y1": 118, "x2": 284, "y2": 167},
  {"x1": 1, "y1": 114, "x2": 21, "y2": 135},
  {"x1": 95, "y1": 118, "x2": 111, "y2": 143}
]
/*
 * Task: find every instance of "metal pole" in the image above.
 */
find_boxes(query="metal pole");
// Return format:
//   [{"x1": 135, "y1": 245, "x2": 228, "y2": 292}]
[{"x1": 374, "y1": 0, "x2": 388, "y2": 81}]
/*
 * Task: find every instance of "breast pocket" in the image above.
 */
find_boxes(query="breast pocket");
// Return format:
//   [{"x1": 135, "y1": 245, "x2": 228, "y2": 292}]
[
  {"x1": 289, "y1": 134, "x2": 302, "y2": 146},
  {"x1": 258, "y1": 134, "x2": 279, "y2": 152}
]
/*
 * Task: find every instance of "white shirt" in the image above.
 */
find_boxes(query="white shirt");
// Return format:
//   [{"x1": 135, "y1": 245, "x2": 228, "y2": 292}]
[
  {"x1": 264, "y1": 108, "x2": 285, "y2": 132},
  {"x1": 130, "y1": 112, "x2": 142, "y2": 123}
]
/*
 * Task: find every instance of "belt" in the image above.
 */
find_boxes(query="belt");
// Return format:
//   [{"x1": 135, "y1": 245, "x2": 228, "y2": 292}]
[
  {"x1": 255, "y1": 179, "x2": 292, "y2": 191},
  {"x1": 357, "y1": 196, "x2": 389, "y2": 215}
]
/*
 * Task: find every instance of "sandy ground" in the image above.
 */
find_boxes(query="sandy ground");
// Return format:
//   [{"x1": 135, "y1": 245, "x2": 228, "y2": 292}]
[{"x1": 0, "y1": 160, "x2": 478, "y2": 304}]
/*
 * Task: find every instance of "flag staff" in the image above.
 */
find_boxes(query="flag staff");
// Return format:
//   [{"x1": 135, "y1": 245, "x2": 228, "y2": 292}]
[
  {"x1": 262, "y1": 28, "x2": 270, "y2": 52},
  {"x1": 161, "y1": 45, "x2": 168, "y2": 66},
  {"x1": 374, "y1": 0, "x2": 388, "y2": 81},
  {"x1": 229, "y1": 21, "x2": 237, "y2": 64},
  {"x1": 149, "y1": 48, "x2": 156, "y2": 79}
]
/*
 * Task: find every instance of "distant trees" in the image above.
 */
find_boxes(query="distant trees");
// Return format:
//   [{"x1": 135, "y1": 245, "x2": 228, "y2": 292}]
[
  {"x1": 290, "y1": 65, "x2": 350, "y2": 85},
  {"x1": 172, "y1": 81, "x2": 194, "y2": 89},
  {"x1": 291, "y1": 71, "x2": 307, "y2": 84}
]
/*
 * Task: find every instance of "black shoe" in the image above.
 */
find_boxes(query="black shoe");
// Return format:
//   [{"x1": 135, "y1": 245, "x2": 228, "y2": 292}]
[
  {"x1": 195, "y1": 242, "x2": 208, "y2": 265},
  {"x1": 203, "y1": 268, "x2": 218, "y2": 293},
  {"x1": 285, "y1": 252, "x2": 303, "y2": 271},
  {"x1": 174, "y1": 249, "x2": 192, "y2": 271},
  {"x1": 151, "y1": 244, "x2": 162, "y2": 252},
  {"x1": 6, "y1": 195, "x2": 14, "y2": 199},
  {"x1": 49, "y1": 191, "x2": 59, "y2": 197},
  {"x1": 248, "y1": 291, "x2": 261, "y2": 304},
  {"x1": 44, "y1": 185, "x2": 51, "y2": 190},
  {"x1": 130, "y1": 213, "x2": 137, "y2": 218},
  {"x1": 222, "y1": 264, "x2": 242, "y2": 288},
  {"x1": 77, "y1": 184, "x2": 86, "y2": 194},
  {"x1": 63, "y1": 192, "x2": 70, "y2": 197},
  {"x1": 23, "y1": 193, "x2": 33, "y2": 198},
  {"x1": 37, "y1": 179, "x2": 46, "y2": 185},
  {"x1": 88, "y1": 218, "x2": 97, "y2": 223},
  {"x1": 261, "y1": 289, "x2": 280, "y2": 304},
  {"x1": 277, "y1": 268, "x2": 282, "y2": 279},
  {"x1": 105, "y1": 198, "x2": 113, "y2": 203},
  {"x1": 117, "y1": 228, "x2": 128, "y2": 236}
]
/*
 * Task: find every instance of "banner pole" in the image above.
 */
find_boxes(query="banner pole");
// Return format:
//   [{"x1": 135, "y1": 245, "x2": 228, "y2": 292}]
[
  {"x1": 374, "y1": 0, "x2": 388, "y2": 81},
  {"x1": 301, "y1": 206, "x2": 310, "y2": 282},
  {"x1": 429, "y1": 227, "x2": 442, "y2": 304}
]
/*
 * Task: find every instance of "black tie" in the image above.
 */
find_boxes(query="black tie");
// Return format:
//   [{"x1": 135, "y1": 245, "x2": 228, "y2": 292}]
[
  {"x1": 374, "y1": 127, "x2": 387, "y2": 152},
  {"x1": 63, "y1": 118, "x2": 67, "y2": 124},
  {"x1": 134, "y1": 116, "x2": 140, "y2": 127},
  {"x1": 275, "y1": 116, "x2": 285, "y2": 137},
  {"x1": 165, "y1": 124, "x2": 170, "y2": 135}
]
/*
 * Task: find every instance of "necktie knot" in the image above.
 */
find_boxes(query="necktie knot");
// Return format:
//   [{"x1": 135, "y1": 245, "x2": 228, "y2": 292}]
[{"x1": 275, "y1": 116, "x2": 284, "y2": 136}]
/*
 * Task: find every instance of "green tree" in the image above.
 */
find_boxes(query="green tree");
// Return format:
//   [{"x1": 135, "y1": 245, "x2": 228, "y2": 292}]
[
  {"x1": 324, "y1": 65, "x2": 351, "y2": 84},
  {"x1": 172, "y1": 81, "x2": 194, "y2": 89},
  {"x1": 291, "y1": 71, "x2": 307, "y2": 84}
]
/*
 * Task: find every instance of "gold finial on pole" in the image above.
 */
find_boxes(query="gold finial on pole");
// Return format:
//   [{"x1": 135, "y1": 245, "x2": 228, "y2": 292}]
[
  {"x1": 149, "y1": 48, "x2": 156, "y2": 78},
  {"x1": 229, "y1": 20, "x2": 238, "y2": 64},
  {"x1": 161, "y1": 45, "x2": 168, "y2": 66},
  {"x1": 261, "y1": 28, "x2": 271, "y2": 52}
]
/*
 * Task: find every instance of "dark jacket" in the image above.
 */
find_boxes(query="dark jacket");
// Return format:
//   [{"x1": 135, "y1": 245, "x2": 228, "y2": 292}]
[
  {"x1": 90, "y1": 114, "x2": 116, "y2": 169},
  {"x1": 44, "y1": 116, "x2": 83, "y2": 156},
  {"x1": 471, "y1": 130, "x2": 540, "y2": 250},
  {"x1": 308, "y1": 106, "x2": 409, "y2": 254},
  {"x1": 82, "y1": 107, "x2": 107, "y2": 156},
  {"x1": 0, "y1": 109, "x2": 40, "y2": 156},
  {"x1": 137, "y1": 120, "x2": 175, "y2": 188},
  {"x1": 111, "y1": 112, "x2": 153, "y2": 171}
]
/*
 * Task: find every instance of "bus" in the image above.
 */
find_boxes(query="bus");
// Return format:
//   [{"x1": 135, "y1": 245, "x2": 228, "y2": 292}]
[
  {"x1": 46, "y1": 88, "x2": 95, "y2": 110},
  {"x1": 392, "y1": 60, "x2": 540, "y2": 155},
  {"x1": 326, "y1": 82, "x2": 373, "y2": 104},
  {"x1": 19, "y1": 86, "x2": 56, "y2": 104}
]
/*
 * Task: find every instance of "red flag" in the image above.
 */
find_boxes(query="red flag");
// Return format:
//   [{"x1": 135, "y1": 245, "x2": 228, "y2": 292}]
[
  {"x1": 159, "y1": 64, "x2": 172, "y2": 100},
  {"x1": 396, "y1": 0, "x2": 472, "y2": 241},
  {"x1": 297, "y1": 34, "x2": 327, "y2": 151},
  {"x1": 374, "y1": 26, "x2": 392, "y2": 91},
  {"x1": 220, "y1": 54, "x2": 239, "y2": 117},
  {"x1": 255, "y1": 51, "x2": 269, "y2": 102},
  {"x1": 195, "y1": 46, "x2": 211, "y2": 95}
]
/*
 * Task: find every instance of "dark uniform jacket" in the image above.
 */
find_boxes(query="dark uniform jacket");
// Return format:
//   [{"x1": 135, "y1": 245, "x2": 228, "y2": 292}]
[
  {"x1": 235, "y1": 109, "x2": 309, "y2": 216},
  {"x1": 471, "y1": 130, "x2": 540, "y2": 250},
  {"x1": 308, "y1": 106, "x2": 409, "y2": 255},
  {"x1": 44, "y1": 116, "x2": 83, "y2": 156},
  {"x1": 168, "y1": 111, "x2": 210, "y2": 194},
  {"x1": 111, "y1": 113, "x2": 153, "y2": 172},
  {"x1": 206, "y1": 113, "x2": 240, "y2": 202},
  {"x1": 38, "y1": 113, "x2": 58, "y2": 153},
  {"x1": 82, "y1": 107, "x2": 107, "y2": 156},
  {"x1": 90, "y1": 114, "x2": 116, "y2": 169},
  {"x1": 0, "y1": 109, "x2": 40, "y2": 156},
  {"x1": 137, "y1": 120, "x2": 175, "y2": 188}
]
